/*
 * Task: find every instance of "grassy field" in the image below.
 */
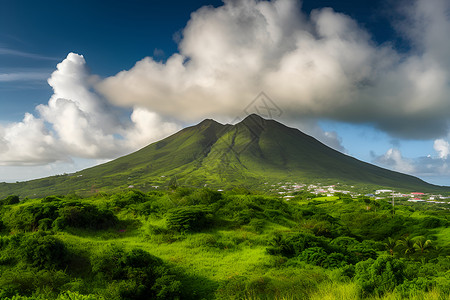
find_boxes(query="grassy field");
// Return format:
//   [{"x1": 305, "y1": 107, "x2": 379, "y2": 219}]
[{"x1": 0, "y1": 188, "x2": 449, "y2": 299}]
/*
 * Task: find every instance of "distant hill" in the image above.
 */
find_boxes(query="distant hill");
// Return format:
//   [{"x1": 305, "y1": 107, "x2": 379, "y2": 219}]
[{"x1": 1, "y1": 114, "x2": 448, "y2": 198}]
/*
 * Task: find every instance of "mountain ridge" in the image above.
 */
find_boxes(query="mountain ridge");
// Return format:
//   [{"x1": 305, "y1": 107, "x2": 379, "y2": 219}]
[{"x1": 0, "y1": 114, "x2": 448, "y2": 198}]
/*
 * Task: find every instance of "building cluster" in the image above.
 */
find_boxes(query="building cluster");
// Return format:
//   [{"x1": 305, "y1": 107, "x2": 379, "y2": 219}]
[{"x1": 268, "y1": 182, "x2": 450, "y2": 205}]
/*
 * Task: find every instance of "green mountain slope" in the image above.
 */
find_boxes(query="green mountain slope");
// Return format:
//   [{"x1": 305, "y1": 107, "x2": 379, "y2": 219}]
[{"x1": 0, "y1": 114, "x2": 447, "y2": 197}]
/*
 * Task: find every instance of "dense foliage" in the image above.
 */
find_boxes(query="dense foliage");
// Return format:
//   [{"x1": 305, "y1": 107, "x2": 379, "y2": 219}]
[{"x1": 0, "y1": 188, "x2": 449, "y2": 299}]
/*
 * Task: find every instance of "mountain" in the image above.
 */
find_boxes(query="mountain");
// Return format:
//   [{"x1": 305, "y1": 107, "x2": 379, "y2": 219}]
[{"x1": 0, "y1": 114, "x2": 447, "y2": 198}]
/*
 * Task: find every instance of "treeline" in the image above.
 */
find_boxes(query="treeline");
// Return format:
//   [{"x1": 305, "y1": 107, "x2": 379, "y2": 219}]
[{"x1": 0, "y1": 188, "x2": 449, "y2": 299}]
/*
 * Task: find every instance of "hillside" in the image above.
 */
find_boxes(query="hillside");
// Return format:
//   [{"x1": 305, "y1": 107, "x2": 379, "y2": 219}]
[{"x1": 0, "y1": 114, "x2": 448, "y2": 198}]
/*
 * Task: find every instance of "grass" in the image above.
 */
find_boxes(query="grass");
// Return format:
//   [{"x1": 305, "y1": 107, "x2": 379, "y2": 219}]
[{"x1": 1, "y1": 189, "x2": 450, "y2": 299}]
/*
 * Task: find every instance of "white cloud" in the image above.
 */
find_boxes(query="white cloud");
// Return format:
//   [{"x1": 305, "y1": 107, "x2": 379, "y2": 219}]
[
  {"x1": 434, "y1": 139, "x2": 450, "y2": 159},
  {"x1": 97, "y1": 0, "x2": 450, "y2": 140},
  {"x1": 0, "y1": 53, "x2": 180, "y2": 166},
  {"x1": 124, "y1": 107, "x2": 181, "y2": 150},
  {"x1": 0, "y1": 46, "x2": 58, "y2": 61},
  {"x1": 2, "y1": 0, "x2": 450, "y2": 178},
  {"x1": 37, "y1": 53, "x2": 124, "y2": 158},
  {"x1": 0, "y1": 158, "x2": 102, "y2": 183},
  {"x1": 0, "y1": 72, "x2": 49, "y2": 82},
  {"x1": 373, "y1": 141, "x2": 450, "y2": 181},
  {"x1": 0, "y1": 113, "x2": 66, "y2": 165},
  {"x1": 374, "y1": 148, "x2": 416, "y2": 174}
]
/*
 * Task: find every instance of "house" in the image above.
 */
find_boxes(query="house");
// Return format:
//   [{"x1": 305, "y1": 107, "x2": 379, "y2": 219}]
[{"x1": 375, "y1": 189, "x2": 393, "y2": 194}]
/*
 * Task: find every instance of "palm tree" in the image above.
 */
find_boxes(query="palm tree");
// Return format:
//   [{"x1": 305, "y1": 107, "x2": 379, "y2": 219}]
[
  {"x1": 397, "y1": 236, "x2": 415, "y2": 256},
  {"x1": 384, "y1": 237, "x2": 397, "y2": 256},
  {"x1": 413, "y1": 237, "x2": 432, "y2": 254}
]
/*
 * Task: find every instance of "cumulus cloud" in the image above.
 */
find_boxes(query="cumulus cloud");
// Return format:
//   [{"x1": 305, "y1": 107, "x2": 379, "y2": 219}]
[
  {"x1": 36, "y1": 53, "x2": 131, "y2": 158},
  {"x1": 434, "y1": 139, "x2": 450, "y2": 159},
  {"x1": 97, "y1": 0, "x2": 450, "y2": 140},
  {"x1": 124, "y1": 107, "x2": 181, "y2": 150},
  {"x1": 373, "y1": 142, "x2": 450, "y2": 180},
  {"x1": 373, "y1": 148, "x2": 416, "y2": 174},
  {"x1": 2, "y1": 0, "x2": 450, "y2": 171},
  {"x1": 0, "y1": 113, "x2": 66, "y2": 165},
  {"x1": 0, "y1": 53, "x2": 180, "y2": 165}
]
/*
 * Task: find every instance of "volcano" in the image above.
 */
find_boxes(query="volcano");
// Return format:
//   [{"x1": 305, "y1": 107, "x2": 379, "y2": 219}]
[{"x1": 1, "y1": 114, "x2": 447, "y2": 197}]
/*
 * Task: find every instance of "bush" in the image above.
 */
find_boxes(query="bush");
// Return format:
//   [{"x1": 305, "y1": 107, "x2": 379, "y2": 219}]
[
  {"x1": 267, "y1": 232, "x2": 331, "y2": 257},
  {"x1": 186, "y1": 188, "x2": 222, "y2": 205},
  {"x1": 297, "y1": 247, "x2": 348, "y2": 269},
  {"x1": 42, "y1": 196, "x2": 63, "y2": 203},
  {"x1": 2, "y1": 200, "x2": 116, "y2": 232},
  {"x1": 355, "y1": 255, "x2": 405, "y2": 296},
  {"x1": 91, "y1": 245, "x2": 127, "y2": 280},
  {"x1": 57, "y1": 291, "x2": 105, "y2": 300},
  {"x1": 166, "y1": 205, "x2": 212, "y2": 233},
  {"x1": 18, "y1": 231, "x2": 68, "y2": 269},
  {"x1": 421, "y1": 216, "x2": 445, "y2": 228},
  {"x1": 298, "y1": 247, "x2": 328, "y2": 266},
  {"x1": 0, "y1": 269, "x2": 69, "y2": 298},
  {"x1": 2, "y1": 202, "x2": 61, "y2": 231},
  {"x1": 55, "y1": 202, "x2": 117, "y2": 230},
  {"x1": 1, "y1": 195, "x2": 20, "y2": 205},
  {"x1": 111, "y1": 190, "x2": 150, "y2": 208},
  {"x1": 92, "y1": 246, "x2": 181, "y2": 299}
]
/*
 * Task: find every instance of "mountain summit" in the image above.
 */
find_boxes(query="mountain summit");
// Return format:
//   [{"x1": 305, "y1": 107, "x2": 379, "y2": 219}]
[{"x1": 1, "y1": 115, "x2": 446, "y2": 197}]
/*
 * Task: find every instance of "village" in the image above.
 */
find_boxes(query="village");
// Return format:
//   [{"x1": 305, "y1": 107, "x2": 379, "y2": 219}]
[{"x1": 266, "y1": 181, "x2": 450, "y2": 204}]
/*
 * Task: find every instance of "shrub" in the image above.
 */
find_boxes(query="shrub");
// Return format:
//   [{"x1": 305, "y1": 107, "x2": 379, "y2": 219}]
[
  {"x1": 298, "y1": 247, "x2": 328, "y2": 266},
  {"x1": 55, "y1": 202, "x2": 117, "y2": 230},
  {"x1": 91, "y1": 245, "x2": 127, "y2": 280},
  {"x1": 0, "y1": 269, "x2": 69, "y2": 298},
  {"x1": 92, "y1": 246, "x2": 181, "y2": 299},
  {"x1": 41, "y1": 196, "x2": 63, "y2": 203},
  {"x1": 57, "y1": 291, "x2": 105, "y2": 300},
  {"x1": 186, "y1": 188, "x2": 222, "y2": 205},
  {"x1": 322, "y1": 252, "x2": 348, "y2": 269},
  {"x1": 1, "y1": 195, "x2": 20, "y2": 205},
  {"x1": 245, "y1": 219, "x2": 265, "y2": 233},
  {"x1": 395, "y1": 277, "x2": 434, "y2": 297},
  {"x1": 166, "y1": 205, "x2": 212, "y2": 232},
  {"x1": 2, "y1": 202, "x2": 61, "y2": 231},
  {"x1": 18, "y1": 231, "x2": 68, "y2": 269},
  {"x1": 355, "y1": 255, "x2": 405, "y2": 296},
  {"x1": 421, "y1": 216, "x2": 445, "y2": 228},
  {"x1": 267, "y1": 232, "x2": 330, "y2": 257},
  {"x1": 111, "y1": 190, "x2": 150, "y2": 208},
  {"x1": 298, "y1": 247, "x2": 348, "y2": 269}
]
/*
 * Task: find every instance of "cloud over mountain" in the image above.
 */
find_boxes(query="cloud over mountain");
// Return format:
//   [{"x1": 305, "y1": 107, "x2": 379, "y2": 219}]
[
  {"x1": 97, "y1": 0, "x2": 450, "y2": 141},
  {"x1": 0, "y1": 53, "x2": 180, "y2": 166},
  {"x1": 1, "y1": 0, "x2": 450, "y2": 180}
]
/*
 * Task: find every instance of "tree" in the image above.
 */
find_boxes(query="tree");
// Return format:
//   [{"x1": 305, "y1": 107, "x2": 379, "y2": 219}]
[
  {"x1": 355, "y1": 255, "x2": 405, "y2": 296},
  {"x1": 397, "y1": 236, "x2": 415, "y2": 257},
  {"x1": 413, "y1": 237, "x2": 432, "y2": 254},
  {"x1": 384, "y1": 237, "x2": 397, "y2": 256}
]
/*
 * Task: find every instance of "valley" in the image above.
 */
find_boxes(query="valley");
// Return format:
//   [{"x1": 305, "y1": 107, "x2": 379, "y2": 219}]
[{"x1": 1, "y1": 187, "x2": 449, "y2": 299}]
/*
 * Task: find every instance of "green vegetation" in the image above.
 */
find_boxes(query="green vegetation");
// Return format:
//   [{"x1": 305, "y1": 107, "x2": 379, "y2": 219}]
[
  {"x1": 0, "y1": 188, "x2": 449, "y2": 299},
  {"x1": 2, "y1": 115, "x2": 448, "y2": 199}
]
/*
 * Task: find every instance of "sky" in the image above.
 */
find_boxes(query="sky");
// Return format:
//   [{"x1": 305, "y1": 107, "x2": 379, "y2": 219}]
[{"x1": 1, "y1": 0, "x2": 450, "y2": 186}]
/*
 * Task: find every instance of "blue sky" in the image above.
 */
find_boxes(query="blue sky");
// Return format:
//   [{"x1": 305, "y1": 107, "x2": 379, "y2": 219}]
[{"x1": 1, "y1": 0, "x2": 450, "y2": 186}]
